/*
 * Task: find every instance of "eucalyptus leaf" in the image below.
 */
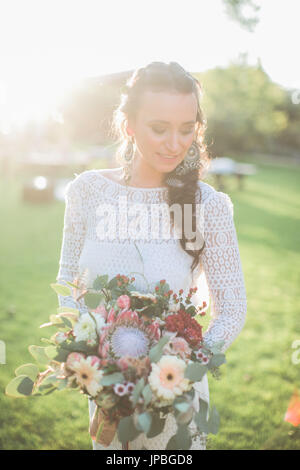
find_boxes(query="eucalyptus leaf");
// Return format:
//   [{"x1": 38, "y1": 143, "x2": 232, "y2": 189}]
[
  {"x1": 142, "y1": 384, "x2": 152, "y2": 406},
  {"x1": 93, "y1": 275, "x2": 109, "y2": 290},
  {"x1": 149, "y1": 336, "x2": 170, "y2": 363},
  {"x1": 137, "y1": 412, "x2": 152, "y2": 434},
  {"x1": 17, "y1": 376, "x2": 34, "y2": 396},
  {"x1": 146, "y1": 412, "x2": 166, "y2": 438},
  {"x1": 117, "y1": 416, "x2": 141, "y2": 443},
  {"x1": 15, "y1": 363, "x2": 39, "y2": 381},
  {"x1": 6, "y1": 375, "x2": 33, "y2": 398},
  {"x1": 50, "y1": 283, "x2": 71, "y2": 297},
  {"x1": 184, "y1": 362, "x2": 207, "y2": 381},
  {"x1": 84, "y1": 293, "x2": 103, "y2": 309},
  {"x1": 28, "y1": 345, "x2": 50, "y2": 365},
  {"x1": 207, "y1": 405, "x2": 220, "y2": 434},
  {"x1": 100, "y1": 372, "x2": 125, "y2": 386},
  {"x1": 207, "y1": 353, "x2": 226, "y2": 369},
  {"x1": 166, "y1": 435, "x2": 180, "y2": 450},
  {"x1": 176, "y1": 424, "x2": 192, "y2": 450},
  {"x1": 132, "y1": 378, "x2": 145, "y2": 406}
]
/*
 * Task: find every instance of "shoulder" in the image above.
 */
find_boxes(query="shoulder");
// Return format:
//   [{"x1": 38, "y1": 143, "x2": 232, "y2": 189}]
[
  {"x1": 196, "y1": 180, "x2": 234, "y2": 217},
  {"x1": 65, "y1": 169, "x2": 101, "y2": 197}
]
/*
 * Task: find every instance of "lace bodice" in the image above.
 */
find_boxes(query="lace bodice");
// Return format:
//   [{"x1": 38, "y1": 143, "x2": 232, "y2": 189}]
[{"x1": 56, "y1": 168, "x2": 247, "y2": 354}]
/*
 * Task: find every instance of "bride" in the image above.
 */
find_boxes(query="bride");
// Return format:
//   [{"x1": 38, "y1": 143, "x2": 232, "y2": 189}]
[{"x1": 55, "y1": 61, "x2": 247, "y2": 450}]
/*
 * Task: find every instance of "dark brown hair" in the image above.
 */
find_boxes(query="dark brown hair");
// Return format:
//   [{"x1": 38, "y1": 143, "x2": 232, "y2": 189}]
[{"x1": 111, "y1": 61, "x2": 212, "y2": 273}]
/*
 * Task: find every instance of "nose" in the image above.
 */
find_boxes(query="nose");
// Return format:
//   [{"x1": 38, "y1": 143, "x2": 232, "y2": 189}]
[{"x1": 165, "y1": 132, "x2": 181, "y2": 155}]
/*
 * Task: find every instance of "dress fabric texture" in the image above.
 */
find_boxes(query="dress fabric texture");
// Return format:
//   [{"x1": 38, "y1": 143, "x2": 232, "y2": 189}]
[{"x1": 55, "y1": 169, "x2": 247, "y2": 450}]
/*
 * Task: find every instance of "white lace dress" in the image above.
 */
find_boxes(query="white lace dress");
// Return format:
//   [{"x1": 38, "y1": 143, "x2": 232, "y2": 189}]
[{"x1": 55, "y1": 169, "x2": 247, "y2": 450}]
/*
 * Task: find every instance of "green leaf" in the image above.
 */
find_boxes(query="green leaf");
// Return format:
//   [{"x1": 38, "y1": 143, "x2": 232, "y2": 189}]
[
  {"x1": 50, "y1": 283, "x2": 71, "y2": 297},
  {"x1": 100, "y1": 372, "x2": 125, "y2": 386},
  {"x1": 194, "y1": 398, "x2": 209, "y2": 433},
  {"x1": 15, "y1": 363, "x2": 39, "y2": 381},
  {"x1": 84, "y1": 292, "x2": 103, "y2": 309},
  {"x1": 137, "y1": 412, "x2": 152, "y2": 434},
  {"x1": 17, "y1": 376, "x2": 34, "y2": 396},
  {"x1": 93, "y1": 275, "x2": 108, "y2": 290},
  {"x1": 174, "y1": 401, "x2": 190, "y2": 413},
  {"x1": 206, "y1": 341, "x2": 225, "y2": 354},
  {"x1": 132, "y1": 378, "x2": 145, "y2": 406},
  {"x1": 146, "y1": 412, "x2": 166, "y2": 438},
  {"x1": 208, "y1": 353, "x2": 226, "y2": 369},
  {"x1": 6, "y1": 375, "x2": 33, "y2": 398},
  {"x1": 176, "y1": 424, "x2": 192, "y2": 450},
  {"x1": 28, "y1": 345, "x2": 50, "y2": 365},
  {"x1": 142, "y1": 384, "x2": 152, "y2": 406},
  {"x1": 184, "y1": 362, "x2": 207, "y2": 381},
  {"x1": 149, "y1": 336, "x2": 170, "y2": 363},
  {"x1": 60, "y1": 316, "x2": 73, "y2": 329},
  {"x1": 207, "y1": 405, "x2": 220, "y2": 434},
  {"x1": 45, "y1": 346, "x2": 58, "y2": 359},
  {"x1": 166, "y1": 435, "x2": 179, "y2": 450},
  {"x1": 186, "y1": 305, "x2": 196, "y2": 315},
  {"x1": 56, "y1": 306, "x2": 79, "y2": 314},
  {"x1": 117, "y1": 416, "x2": 141, "y2": 443}
]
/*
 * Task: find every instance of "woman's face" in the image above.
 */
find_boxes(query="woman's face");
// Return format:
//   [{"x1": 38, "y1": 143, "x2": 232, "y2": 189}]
[{"x1": 128, "y1": 90, "x2": 198, "y2": 175}]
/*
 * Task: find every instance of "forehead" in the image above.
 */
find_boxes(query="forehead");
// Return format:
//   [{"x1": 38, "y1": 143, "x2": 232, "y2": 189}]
[{"x1": 136, "y1": 90, "x2": 198, "y2": 123}]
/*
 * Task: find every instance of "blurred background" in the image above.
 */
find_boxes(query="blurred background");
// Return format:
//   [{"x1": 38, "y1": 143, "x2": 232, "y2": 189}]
[{"x1": 0, "y1": 0, "x2": 299, "y2": 450}]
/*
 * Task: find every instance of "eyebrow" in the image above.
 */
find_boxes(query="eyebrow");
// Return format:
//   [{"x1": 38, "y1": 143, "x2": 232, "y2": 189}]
[{"x1": 148, "y1": 120, "x2": 196, "y2": 125}]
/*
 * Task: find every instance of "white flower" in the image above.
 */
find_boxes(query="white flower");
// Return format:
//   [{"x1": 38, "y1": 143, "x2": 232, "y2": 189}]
[
  {"x1": 95, "y1": 315, "x2": 106, "y2": 335},
  {"x1": 130, "y1": 291, "x2": 156, "y2": 301},
  {"x1": 73, "y1": 313, "x2": 97, "y2": 343},
  {"x1": 148, "y1": 355, "x2": 191, "y2": 401},
  {"x1": 168, "y1": 301, "x2": 181, "y2": 313},
  {"x1": 71, "y1": 356, "x2": 104, "y2": 397}
]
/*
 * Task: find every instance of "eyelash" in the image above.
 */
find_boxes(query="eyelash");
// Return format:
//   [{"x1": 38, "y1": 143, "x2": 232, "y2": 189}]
[{"x1": 152, "y1": 128, "x2": 193, "y2": 135}]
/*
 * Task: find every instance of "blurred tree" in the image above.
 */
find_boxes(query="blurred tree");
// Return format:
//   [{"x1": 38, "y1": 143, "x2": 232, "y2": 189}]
[
  {"x1": 223, "y1": 0, "x2": 260, "y2": 31},
  {"x1": 194, "y1": 54, "x2": 290, "y2": 156}
]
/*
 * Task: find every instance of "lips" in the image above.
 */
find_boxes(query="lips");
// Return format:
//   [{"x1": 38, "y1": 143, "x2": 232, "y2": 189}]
[{"x1": 157, "y1": 153, "x2": 180, "y2": 160}]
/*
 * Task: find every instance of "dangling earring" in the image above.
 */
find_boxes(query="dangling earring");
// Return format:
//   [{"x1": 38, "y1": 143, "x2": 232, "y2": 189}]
[
  {"x1": 123, "y1": 136, "x2": 134, "y2": 184},
  {"x1": 165, "y1": 141, "x2": 202, "y2": 187}
]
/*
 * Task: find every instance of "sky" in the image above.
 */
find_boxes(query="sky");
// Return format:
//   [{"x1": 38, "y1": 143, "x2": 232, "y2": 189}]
[{"x1": 0, "y1": 0, "x2": 299, "y2": 131}]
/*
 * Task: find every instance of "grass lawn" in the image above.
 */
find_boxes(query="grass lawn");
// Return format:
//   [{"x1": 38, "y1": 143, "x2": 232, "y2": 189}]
[{"x1": 0, "y1": 158, "x2": 299, "y2": 450}]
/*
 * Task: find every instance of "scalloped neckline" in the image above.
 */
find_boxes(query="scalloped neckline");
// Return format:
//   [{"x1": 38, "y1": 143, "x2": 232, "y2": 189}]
[{"x1": 96, "y1": 169, "x2": 169, "y2": 192}]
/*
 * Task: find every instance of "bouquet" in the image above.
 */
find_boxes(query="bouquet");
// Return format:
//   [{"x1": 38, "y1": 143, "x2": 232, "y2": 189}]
[{"x1": 6, "y1": 273, "x2": 226, "y2": 450}]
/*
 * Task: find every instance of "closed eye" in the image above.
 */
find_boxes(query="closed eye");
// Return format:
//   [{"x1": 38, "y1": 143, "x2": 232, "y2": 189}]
[{"x1": 152, "y1": 127, "x2": 194, "y2": 135}]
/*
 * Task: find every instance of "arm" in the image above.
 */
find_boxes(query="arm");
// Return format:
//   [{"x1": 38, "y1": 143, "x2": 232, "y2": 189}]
[
  {"x1": 201, "y1": 191, "x2": 247, "y2": 354},
  {"x1": 55, "y1": 176, "x2": 89, "y2": 316}
]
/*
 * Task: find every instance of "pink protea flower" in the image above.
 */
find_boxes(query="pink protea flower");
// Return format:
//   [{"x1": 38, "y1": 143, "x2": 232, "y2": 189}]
[
  {"x1": 118, "y1": 310, "x2": 139, "y2": 322},
  {"x1": 107, "y1": 307, "x2": 116, "y2": 323},
  {"x1": 147, "y1": 322, "x2": 161, "y2": 341},
  {"x1": 117, "y1": 295, "x2": 131, "y2": 310},
  {"x1": 98, "y1": 341, "x2": 110, "y2": 359}
]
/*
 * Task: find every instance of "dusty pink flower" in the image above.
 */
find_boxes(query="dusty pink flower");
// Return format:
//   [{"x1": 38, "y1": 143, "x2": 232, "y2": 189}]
[
  {"x1": 66, "y1": 352, "x2": 85, "y2": 370},
  {"x1": 91, "y1": 304, "x2": 107, "y2": 319},
  {"x1": 116, "y1": 356, "x2": 131, "y2": 371},
  {"x1": 89, "y1": 355, "x2": 101, "y2": 368},
  {"x1": 117, "y1": 295, "x2": 131, "y2": 310},
  {"x1": 163, "y1": 336, "x2": 192, "y2": 360},
  {"x1": 148, "y1": 322, "x2": 161, "y2": 341}
]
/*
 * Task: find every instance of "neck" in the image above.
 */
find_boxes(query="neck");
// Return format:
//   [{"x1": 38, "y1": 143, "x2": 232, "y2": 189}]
[{"x1": 127, "y1": 154, "x2": 166, "y2": 188}]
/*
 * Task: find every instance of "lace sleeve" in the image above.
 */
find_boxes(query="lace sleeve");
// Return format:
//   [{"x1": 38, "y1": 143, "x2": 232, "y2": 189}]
[
  {"x1": 201, "y1": 191, "x2": 247, "y2": 354},
  {"x1": 55, "y1": 177, "x2": 89, "y2": 316}
]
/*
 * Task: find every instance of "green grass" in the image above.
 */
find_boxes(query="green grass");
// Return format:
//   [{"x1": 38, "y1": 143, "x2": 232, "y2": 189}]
[{"x1": 0, "y1": 159, "x2": 299, "y2": 450}]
